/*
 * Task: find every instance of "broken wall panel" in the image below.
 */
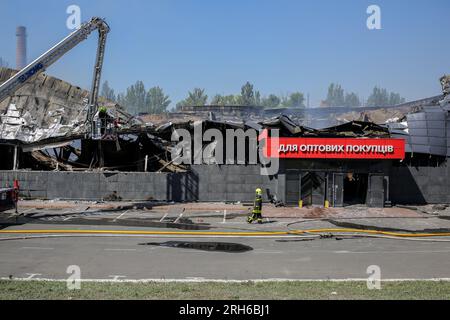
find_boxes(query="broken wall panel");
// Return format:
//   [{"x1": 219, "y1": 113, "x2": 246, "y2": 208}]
[{"x1": 0, "y1": 67, "x2": 135, "y2": 144}]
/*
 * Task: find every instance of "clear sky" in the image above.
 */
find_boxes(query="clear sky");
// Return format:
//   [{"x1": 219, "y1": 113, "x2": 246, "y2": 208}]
[{"x1": 1, "y1": 0, "x2": 449, "y2": 108}]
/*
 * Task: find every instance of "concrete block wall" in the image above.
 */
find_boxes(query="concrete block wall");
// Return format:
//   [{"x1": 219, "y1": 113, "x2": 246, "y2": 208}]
[
  {"x1": 3, "y1": 162, "x2": 447, "y2": 204},
  {"x1": 190, "y1": 165, "x2": 278, "y2": 202},
  {"x1": 0, "y1": 171, "x2": 48, "y2": 199},
  {"x1": 0, "y1": 166, "x2": 277, "y2": 202},
  {"x1": 389, "y1": 165, "x2": 449, "y2": 204},
  {"x1": 0, "y1": 171, "x2": 175, "y2": 201}
]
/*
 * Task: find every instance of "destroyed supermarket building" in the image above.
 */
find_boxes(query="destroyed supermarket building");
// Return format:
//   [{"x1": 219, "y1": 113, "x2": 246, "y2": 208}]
[{"x1": 1, "y1": 66, "x2": 449, "y2": 207}]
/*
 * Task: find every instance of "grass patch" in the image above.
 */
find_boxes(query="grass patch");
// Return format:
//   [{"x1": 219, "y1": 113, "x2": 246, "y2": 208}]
[{"x1": 1, "y1": 280, "x2": 450, "y2": 300}]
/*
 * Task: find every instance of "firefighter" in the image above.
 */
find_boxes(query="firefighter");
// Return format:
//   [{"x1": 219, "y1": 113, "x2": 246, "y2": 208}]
[
  {"x1": 98, "y1": 106, "x2": 109, "y2": 135},
  {"x1": 248, "y1": 188, "x2": 263, "y2": 224}
]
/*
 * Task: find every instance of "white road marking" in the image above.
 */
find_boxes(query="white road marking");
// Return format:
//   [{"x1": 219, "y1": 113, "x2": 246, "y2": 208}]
[
  {"x1": 217, "y1": 221, "x2": 246, "y2": 224},
  {"x1": 295, "y1": 257, "x2": 312, "y2": 262},
  {"x1": 57, "y1": 208, "x2": 89, "y2": 220},
  {"x1": 185, "y1": 277, "x2": 206, "y2": 280},
  {"x1": 21, "y1": 247, "x2": 54, "y2": 250},
  {"x1": 4, "y1": 277, "x2": 450, "y2": 283},
  {"x1": 159, "y1": 212, "x2": 169, "y2": 222},
  {"x1": 253, "y1": 250, "x2": 284, "y2": 254},
  {"x1": 20, "y1": 208, "x2": 35, "y2": 215},
  {"x1": 173, "y1": 213, "x2": 183, "y2": 223},
  {"x1": 61, "y1": 210, "x2": 79, "y2": 216},
  {"x1": 222, "y1": 210, "x2": 227, "y2": 223},
  {"x1": 109, "y1": 275, "x2": 126, "y2": 281},
  {"x1": 113, "y1": 210, "x2": 129, "y2": 222},
  {"x1": 24, "y1": 273, "x2": 42, "y2": 279}
]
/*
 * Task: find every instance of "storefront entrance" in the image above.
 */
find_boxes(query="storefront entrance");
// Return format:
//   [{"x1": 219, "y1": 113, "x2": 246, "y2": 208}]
[
  {"x1": 343, "y1": 173, "x2": 368, "y2": 205},
  {"x1": 285, "y1": 170, "x2": 326, "y2": 206},
  {"x1": 285, "y1": 170, "x2": 386, "y2": 207}
]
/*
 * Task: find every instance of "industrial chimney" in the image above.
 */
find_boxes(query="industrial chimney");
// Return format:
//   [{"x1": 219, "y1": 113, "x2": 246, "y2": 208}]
[{"x1": 16, "y1": 26, "x2": 27, "y2": 70}]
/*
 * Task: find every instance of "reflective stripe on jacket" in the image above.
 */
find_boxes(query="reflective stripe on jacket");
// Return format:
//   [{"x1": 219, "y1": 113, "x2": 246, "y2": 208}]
[{"x1": 252, "y1": 196, "x2": 262, "y2": 213}]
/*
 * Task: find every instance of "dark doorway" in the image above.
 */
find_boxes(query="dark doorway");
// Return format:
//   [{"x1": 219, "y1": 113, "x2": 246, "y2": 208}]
[
  {"x1": 285, "y1": 171, "x2": 300, "y2": 205},
  {"x1": 367, "y1": 174, "x2": 385, "y2": 207},
  {"x1": 332, "y1": 173, "x2": 344, "y2": 207},
  {"x1": 301, "y1": 172, "x2": 326, "y2": 206},
  {"x1": 343, "y1": 173, "x2": 368, "y2": 206},
  {"x1": 0, "y1": 146, "x2": 14, "y2": 170}
]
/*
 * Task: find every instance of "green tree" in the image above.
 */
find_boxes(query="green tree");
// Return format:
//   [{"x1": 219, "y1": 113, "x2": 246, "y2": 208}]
[
  {"x1": 177, "y1": 88, "x2": 208, "y2": 107},
  {"x1": 366, "y1": 86, "x2": 404, "y2": 107},
  {"x1": 118, "y1": 80, "x2": 146, "y2": 115},
  {"x1": 261, "y1": 94, "x2": 281, "y2": 108},
  {"x1": 146, "y1": 86, "x2": 171, "y2": 114},
  {"x1": 325, "y1": 83, "x2": 345, "y2": 106},
  {"x1": 367, "y1": 86, "x2": 387, "y2": 107},
  {"x1": 344, "y1": 92, "x2": 361, "y2": 107},
  {"x1": 101, "y1": 81, "x2": 116, "y2": 102},
  {"x1": 117, "y1": 93, "x2": 124, "y2": 105},
  {"x1": 211, "y1": 94, "x2": 239, "y2": 106},
  {"x1": 239, "y1": 82, "x2": 255, "y2": 106},
  {"x1": 282, "y1": 92, "x2": 305, "y2": 108},
  {"x1": 388, "y1": 92, "x2": 405, "y2": 105},
  {"x1": 211, "y1": 94, "x2": 223, "y2": 105},
  {"x1": 254, "y1": 90, "x2": 261, "y2": 106}
]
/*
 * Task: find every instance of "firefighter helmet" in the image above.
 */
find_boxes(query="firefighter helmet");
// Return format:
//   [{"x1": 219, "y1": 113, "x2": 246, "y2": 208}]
[{"x1": 255, "y1": 188, "x2": 262, "y2": 196}]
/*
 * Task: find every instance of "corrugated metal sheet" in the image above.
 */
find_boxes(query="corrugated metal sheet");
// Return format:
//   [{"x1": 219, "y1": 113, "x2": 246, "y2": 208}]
[
  {"x1": 406, "y1": 107, "x2": 447, "y2": 156},
  {"x1": 388, "y1": 104, "x2": 449, "y2": 157}
]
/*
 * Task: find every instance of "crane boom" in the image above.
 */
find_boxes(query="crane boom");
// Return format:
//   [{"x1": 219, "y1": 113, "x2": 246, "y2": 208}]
[{"x1": 0, "y1": 17, "x2": 110, "y2": 137}]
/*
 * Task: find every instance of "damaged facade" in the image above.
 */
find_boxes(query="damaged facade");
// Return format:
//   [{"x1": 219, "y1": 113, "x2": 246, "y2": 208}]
[
  {"x1": 0, "y1": 67, "x2": 180, "y2": 173},
  {"x1": 1, "y1": 66, "x2": 449, "y2": 206}
]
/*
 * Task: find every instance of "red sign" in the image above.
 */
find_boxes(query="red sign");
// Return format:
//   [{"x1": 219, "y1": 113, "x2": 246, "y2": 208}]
[{"x1": 264, "y1": 137, "x2": 405, "y2": 159}]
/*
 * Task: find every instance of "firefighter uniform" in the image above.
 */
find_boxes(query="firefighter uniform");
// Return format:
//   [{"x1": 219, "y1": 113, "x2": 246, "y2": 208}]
[
  {"x1": 98, "y1": 106, "x2": 108, "y2": 135},
  {"x1": 248, "y1": 188, "x2": 263, "y2": 224}
]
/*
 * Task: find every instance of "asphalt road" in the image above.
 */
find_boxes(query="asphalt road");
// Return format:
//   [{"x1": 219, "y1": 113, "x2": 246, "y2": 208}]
[
  {"x1": 1, "y1": 223, "x2": 450, "y2": 281},
  {"x1": 2, "y1": 204, "x2": 450, "y2": 281}
]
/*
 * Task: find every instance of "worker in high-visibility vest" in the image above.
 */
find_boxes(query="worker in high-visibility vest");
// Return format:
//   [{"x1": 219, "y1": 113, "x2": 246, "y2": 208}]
[
  {"x1": 247, "y1": 188, "x2": 263, "y2": 224},
  {"x1": 98, "y1": 106, "x2": 108, "y2": 135}
]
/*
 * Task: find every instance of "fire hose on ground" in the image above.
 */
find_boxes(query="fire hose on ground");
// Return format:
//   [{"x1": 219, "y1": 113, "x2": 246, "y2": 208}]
[{"x1": 1, "y1": 228, "x2": 450, "y2": 242}]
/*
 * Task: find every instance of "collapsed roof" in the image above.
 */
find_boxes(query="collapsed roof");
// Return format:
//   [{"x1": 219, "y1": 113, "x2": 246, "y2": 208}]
[
  {"x1": 1, "y1": 66, "x2": 449, "y2": 171},
  {"x1": 0, "y1": 67, "x2": 140, "y2": 145}
]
